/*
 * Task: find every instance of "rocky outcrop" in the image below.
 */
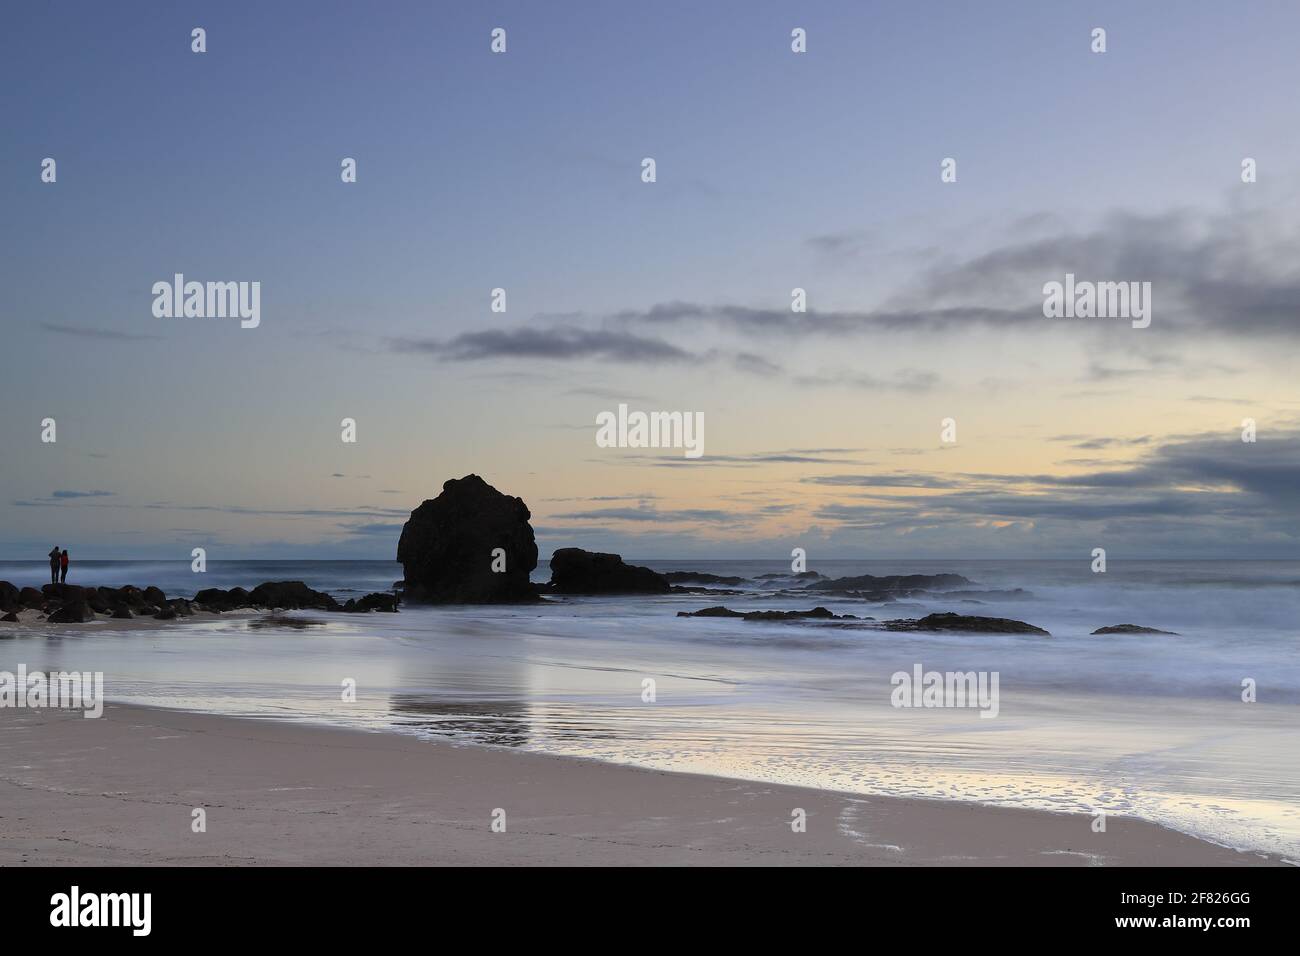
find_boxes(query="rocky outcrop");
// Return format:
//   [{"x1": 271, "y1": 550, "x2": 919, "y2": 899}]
[
  {"x1": 397, "y1": 475, "x2": 538, "y2": 603},
  {"x1": 3, "y1": 578, "x2": 396, "y2": 624},
  {"x1": 41, "y1": 583, "x2": 86, "y2": 603},
  {"x1": 0, "y1": 581, "x2": 18, "y2": 611},
  {"x1": 194, "y1": 587, "x2": 251, "y2": 611},
  {"x1": 804, "y1": 573, "x2": 972, "y2": 593},
  {"x1": 883, "y1": 612, "x2": 1049, "y2": 635},
  {"x1": 84, "y1": 589, "x2": 112, "y2": 614},
  {"x1": 548, "y1": 549, "x2": 670, "y2": 594},
  {"x1": 662, "y1": 571, "x2": 747, "y2": 586},
  {"x1": 943, "y1": 588, "x2": 1033, "y2": 601},
  {"x1": 247, "y1": 581, "x2": 339, "y2": 610},
  {"x1": 1091, "y1": 624, "x2": 1178, "y2": 635},
  {"x1": 340, "y1": 592, "x2": 400, "y2": 613},
  {"x1": 190, "y1": 582, "x2": 339, "y2": 611},
  {"x1": 47, "y1": 601, "x2": 96, "y2": 624},
  {"x1": 678, "y1": 605, "x2": 862, "y2": 621}
]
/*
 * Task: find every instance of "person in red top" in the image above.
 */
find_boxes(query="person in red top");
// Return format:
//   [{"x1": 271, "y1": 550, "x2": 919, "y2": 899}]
[{"x1": 59, "y1": 549, "x2": 69, "y2": 583}]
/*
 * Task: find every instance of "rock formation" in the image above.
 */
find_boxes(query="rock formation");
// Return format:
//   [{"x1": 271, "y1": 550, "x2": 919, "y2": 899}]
[
  {"x1": 803, "y1": 573, "x2": 973, "y2": 593},
  {"x1": 548, "y1": 549, "x2": 670, "y2": 594},
  {"x1": 396, "y1": 475, "x2": 538, "y2": 603},
  {"x1": 883, "y1": 612, "x2": 1049, "y2": 635},
  {"x1": 677, "y1": 605, "x2": 862, "y2": 621}
]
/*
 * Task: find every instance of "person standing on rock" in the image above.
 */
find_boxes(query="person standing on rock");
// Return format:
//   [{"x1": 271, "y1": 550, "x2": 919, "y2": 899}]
[
  {"x1": 48, "y1": 545, "x2": 61, "y2": 584},
  {"x1": 59, "y1": 549, "x2": 70, "y2": 584}
]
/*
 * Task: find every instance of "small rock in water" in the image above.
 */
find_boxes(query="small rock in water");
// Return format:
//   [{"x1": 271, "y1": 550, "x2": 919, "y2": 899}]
[
  {"x1": 677, "y1": 605, "x2": 861, "y2": 621},
  {"x1": 884, "y1": 612, "x2": 1049, "y2": 635},
  {"x1": 340, "y1": 592, "x2": 400, "y2": 613}
]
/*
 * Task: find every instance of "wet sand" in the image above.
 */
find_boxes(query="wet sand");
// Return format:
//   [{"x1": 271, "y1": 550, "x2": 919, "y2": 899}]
[{"x1": 0, "y1": 702, "x2": 1275, "y2": 866}]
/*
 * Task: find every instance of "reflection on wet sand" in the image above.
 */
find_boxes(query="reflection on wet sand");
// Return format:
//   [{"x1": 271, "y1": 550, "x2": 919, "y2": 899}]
[
  {"x1": 246, "y1": 616, "x2": 328, "y2": 630},
  {"x1": 389, "y1": 695, "x2": 532, "y2": 747}
]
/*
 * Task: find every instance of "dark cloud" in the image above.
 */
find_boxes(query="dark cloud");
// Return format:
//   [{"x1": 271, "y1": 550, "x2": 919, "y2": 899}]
[
  {"x1": 392, "y1": 326, "x2": 691, "y2": 363},
  {"x1": 552, "y1": 507, "x2": 735, "y2": 524},
  {"x1": 542, "y1": 494, "x2": 661, "y2": 502},
  {"x1": 15, "y1": 490, "x2": 115, "y2": 505},
  {"x1": 613, "y1": 300, "x2": 1035, "y2": 336},
  {"x1": 341, "y1": 522, "x2": 405, "y2": 537},
  {"x1": 792, "y1": 368, "x2": 939, "y2": 392},
  {"x1": 1047, "y1": 435, "x2": 1153, "y2": 450},
  {"x1": 563, "y1": 386, "x2": 655, "y2": 402},
  {"x1": 602, "y1": 449, "x2": 868, "y2": 468},
  {"x1": 804, "y1": 473, "x2": 968, "y2": 489},
  {"x1": 41, "y1": 323, "x2": 162, "y2": 342},
  {"x1": 611, "y1": 203, "x2": 1300, "y2": 344},
  {"x1": 732, "y1": 352, "x2": 783, "y2": 375},
  {"x1": 806, "y1": 430, "x2": 1300, "y2": 534}
]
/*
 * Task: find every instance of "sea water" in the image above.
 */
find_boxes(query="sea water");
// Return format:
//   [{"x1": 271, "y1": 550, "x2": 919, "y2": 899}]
[{"x1": 1, "y1": 558, "x2": 1296, "y2": 859}]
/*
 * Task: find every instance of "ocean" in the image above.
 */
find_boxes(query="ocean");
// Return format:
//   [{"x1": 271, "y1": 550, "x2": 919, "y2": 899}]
[{"x1": 2, "y1": 557, "x2": 1297, "y2": 859}]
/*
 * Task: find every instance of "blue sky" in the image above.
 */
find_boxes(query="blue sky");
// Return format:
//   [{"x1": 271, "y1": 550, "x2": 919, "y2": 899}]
[{"x1": 4, "y1": 1, "x2": 1300, "y2": 560}]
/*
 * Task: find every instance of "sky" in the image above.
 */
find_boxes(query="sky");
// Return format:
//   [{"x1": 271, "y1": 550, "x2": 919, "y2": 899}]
[{"x1": 3, "y1": 0, "x2": 1300, "y2": 560}]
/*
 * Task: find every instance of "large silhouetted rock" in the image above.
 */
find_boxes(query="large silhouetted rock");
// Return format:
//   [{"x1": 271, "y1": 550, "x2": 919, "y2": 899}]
[
  {"x1": 397, "y1": 475, "x2": 539, "y2": 603},
  {"x1": 0, "y1": 581, "x2": 18, "y2": 611},
  {"x1": 548, "y1": 549, "x2": 670, "y2": 595}
]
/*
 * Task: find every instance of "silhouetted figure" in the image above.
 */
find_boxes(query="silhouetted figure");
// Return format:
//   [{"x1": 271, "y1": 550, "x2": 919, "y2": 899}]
[
  {"x1": 48, "y1": 546, "x2": 60, "y2": 584},
  {"x1": 59, "y1": 549, "x2": 69, "y2": 584}
]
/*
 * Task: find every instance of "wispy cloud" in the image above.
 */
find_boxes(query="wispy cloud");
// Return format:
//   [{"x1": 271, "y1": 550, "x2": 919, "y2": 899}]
[
  {"x1": 40, "y1": 323, "x2": 163, "y2": 342},
  {"x1": 392, "y1": 326, "x2": 691, "y2": 364},
  {"x1": 803, "y1": 430, "x2": 1300, "y2": 537}
]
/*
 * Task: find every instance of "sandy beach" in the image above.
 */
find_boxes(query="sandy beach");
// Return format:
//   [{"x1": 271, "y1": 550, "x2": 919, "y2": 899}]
[{"x1": 0, "y1": 702, "x2": 1273, "y2": 866}]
